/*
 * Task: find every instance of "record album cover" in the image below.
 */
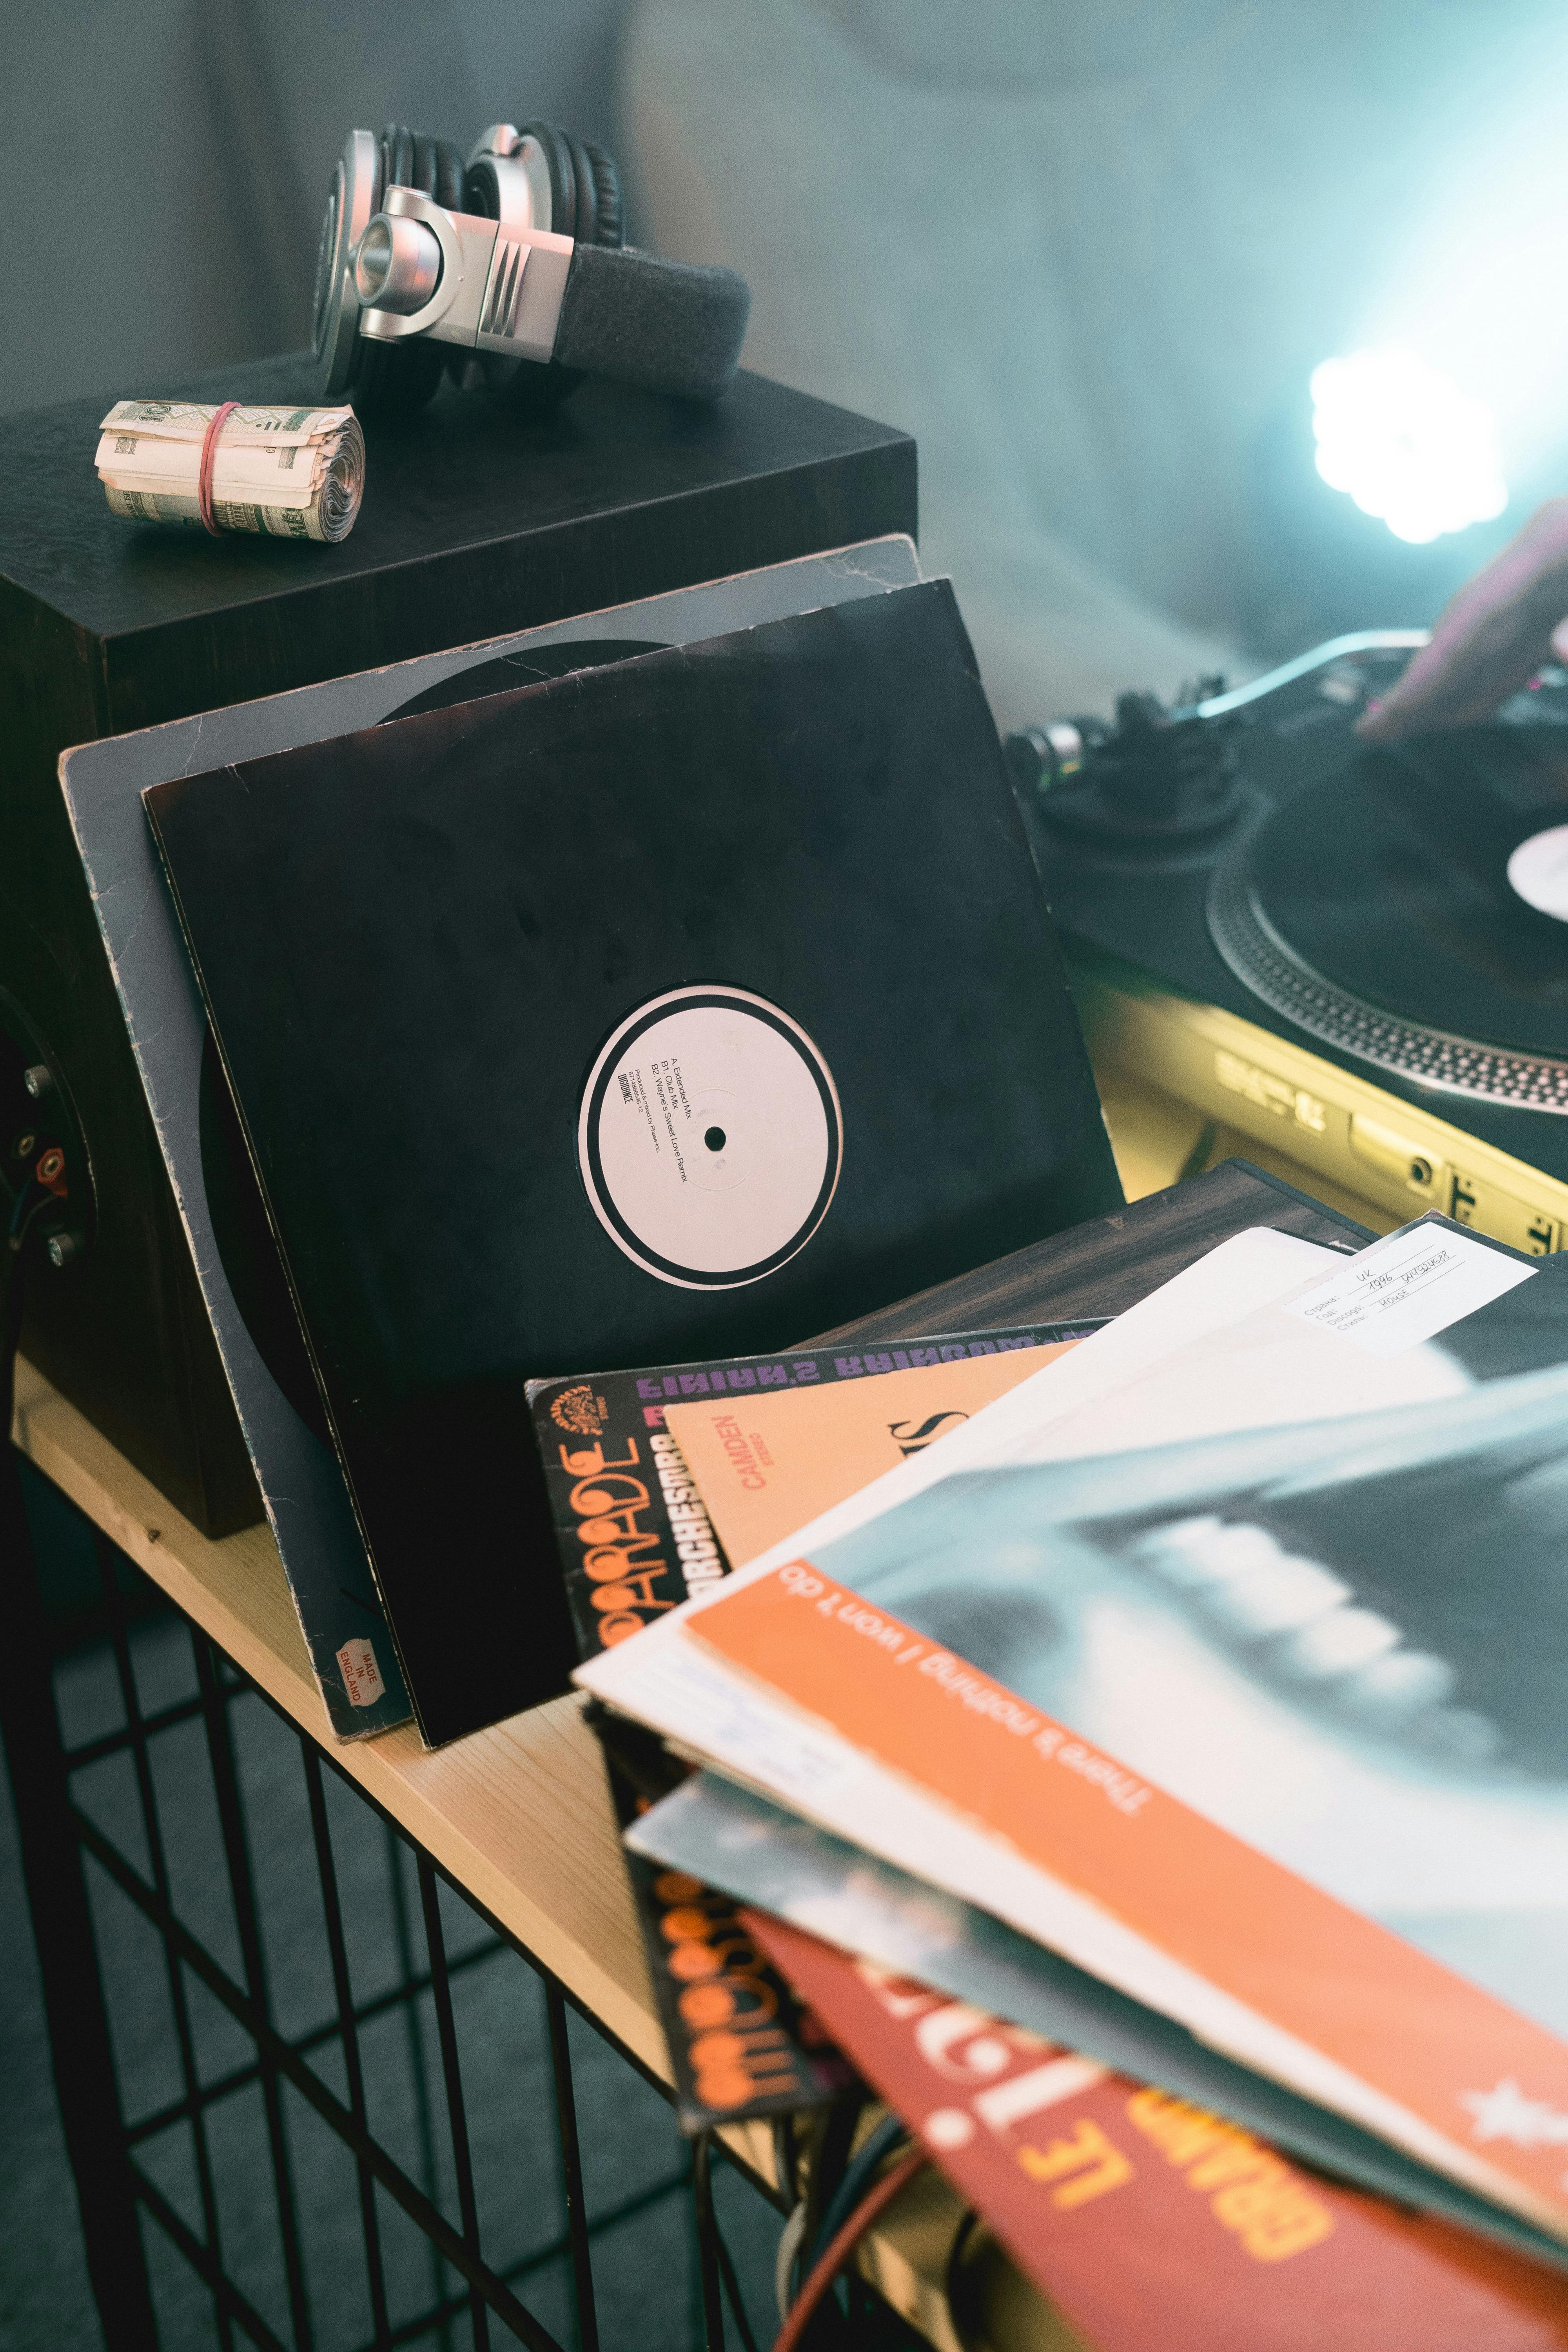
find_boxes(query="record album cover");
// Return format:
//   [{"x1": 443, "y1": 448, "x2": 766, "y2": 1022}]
[
  {"x1": 662, "y1": 1326, "x2": 1100, "y2": 1577},
  {"x1": 144, "y1": 579, "x2": 1120, "y2": 1742},
  {"x1": 627, "y1": 1769, "x2": 1568, "y2": 2265},
  {"x1": 531, "y1": 1321, "x2": 1102, "y2": 1662},
  {"x1": 749, "y1": 1913, "x2": 1568, "y2": 2352},
  {"x1": 60, "y1": 539, "x2": 920, "y2": 1739},
  {"x1": 582, "y1": 1215, "x2": 1568, "y2": 2238}
]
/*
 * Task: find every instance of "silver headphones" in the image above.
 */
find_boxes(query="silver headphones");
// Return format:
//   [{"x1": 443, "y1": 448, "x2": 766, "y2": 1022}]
[{"x1": 313, "y1": 121, "x2": 749, "y2": 418}]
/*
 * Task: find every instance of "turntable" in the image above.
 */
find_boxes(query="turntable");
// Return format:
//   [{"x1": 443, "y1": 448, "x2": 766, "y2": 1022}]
[{"x1": 1008, "y1": 639, "x2": 1568, "y2": 1251}]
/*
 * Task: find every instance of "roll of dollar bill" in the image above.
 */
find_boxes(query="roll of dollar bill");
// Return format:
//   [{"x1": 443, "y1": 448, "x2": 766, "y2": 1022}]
[{"x1": 96, "y1": 401, "x2": 365, "y2": 543}]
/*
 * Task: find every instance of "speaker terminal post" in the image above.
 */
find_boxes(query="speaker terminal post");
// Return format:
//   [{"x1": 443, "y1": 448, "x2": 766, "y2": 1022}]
[{"x1": 0, "y1": 1016, "x2": 94, "y2": 1273}]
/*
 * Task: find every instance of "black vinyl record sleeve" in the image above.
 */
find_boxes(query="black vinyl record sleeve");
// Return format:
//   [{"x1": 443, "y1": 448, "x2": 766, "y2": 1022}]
[{"x1": 144, "y1": 580, "x2": 1121, "y2": 1742}]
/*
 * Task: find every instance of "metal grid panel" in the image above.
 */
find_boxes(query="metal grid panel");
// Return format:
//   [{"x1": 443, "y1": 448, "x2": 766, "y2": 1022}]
[{"x1": 2, "y1": 1473, "x2": 791, "y2": 2352}]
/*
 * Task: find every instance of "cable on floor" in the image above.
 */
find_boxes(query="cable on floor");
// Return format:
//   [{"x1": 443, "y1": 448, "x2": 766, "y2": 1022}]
[
  {"x1": 801, "y1": 2110, "x2": 908, "y2": 2282},
  {"x1": 769, "y1": 2143, "x2": 926, "y2": 2352}
]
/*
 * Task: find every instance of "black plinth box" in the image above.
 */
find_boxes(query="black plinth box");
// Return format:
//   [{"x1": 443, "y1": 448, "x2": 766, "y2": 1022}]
[{"x1": 0, "y1": 354, "x2": 916, "y2": 1534}]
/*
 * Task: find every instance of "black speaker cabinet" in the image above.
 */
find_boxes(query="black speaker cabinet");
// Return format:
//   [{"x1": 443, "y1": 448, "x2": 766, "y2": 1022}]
[{"x1": 0, "y1": 353, "x2": 916, "y2": 1534}]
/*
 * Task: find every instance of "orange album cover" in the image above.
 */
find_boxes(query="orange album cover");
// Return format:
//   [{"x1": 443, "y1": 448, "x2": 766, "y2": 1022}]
[
  {"x1": 663, "y1": 1338, "x2": 1081, "y2": 1567},
  {"x1": 750, "y1": 1913, "x2": 1568, "y2": 2350},
  {"x1": 581, "y1": 1223, "x2": 1568, "y2": 2237}
]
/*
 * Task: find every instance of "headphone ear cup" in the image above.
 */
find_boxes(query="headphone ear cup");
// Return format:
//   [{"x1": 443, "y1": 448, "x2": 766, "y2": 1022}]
[
  {"x1": 432, "y1": 136, "x2": 465, "y2": 212},
  {"x1": 563, "y1": 130, "x2": 599, "y2": 247},
  {"x1": 383, "y1": 122, "x2": 415, "y2": 194},
  {"x1": 580, "y1": 137, "x2": 625, "y2": 249},
  {"x1": 350, "y1": 327, "x2": 447, "y2": 421},
  {"x1": 519, "y1": 120, "x2": 578, "y2": 236},
  {"x1": 563, "y1": 131, "x2": 625, "y2": 250},
  {"x1": 350, "y1": 123, "x2": 448, "y2": 419}
]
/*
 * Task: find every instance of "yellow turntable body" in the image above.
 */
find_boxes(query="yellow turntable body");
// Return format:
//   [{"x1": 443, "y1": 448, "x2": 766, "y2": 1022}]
[{"x1": 1072, "y1": 942, "x2": 1568, "y2": 1252}]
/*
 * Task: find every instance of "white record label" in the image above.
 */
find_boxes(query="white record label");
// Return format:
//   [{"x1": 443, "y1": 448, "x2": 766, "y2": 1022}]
[
  {"x1": 1507, "y1": 824, "x2": 1568, "y2": 924},
  {"x1": 577, "y1": 986, "x2": 843, "y2": 1289}
]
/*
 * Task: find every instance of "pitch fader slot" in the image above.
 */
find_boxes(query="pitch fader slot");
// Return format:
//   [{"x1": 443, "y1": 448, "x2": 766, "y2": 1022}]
[{"x1": 1450, "y1": 1172, "x2": 1561, "y2": 1256}]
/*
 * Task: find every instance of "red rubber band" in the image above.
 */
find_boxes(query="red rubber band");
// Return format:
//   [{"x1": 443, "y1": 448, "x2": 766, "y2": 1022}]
[{"x1": 197, "y1": 401, "x2": 241, "y2": 536}]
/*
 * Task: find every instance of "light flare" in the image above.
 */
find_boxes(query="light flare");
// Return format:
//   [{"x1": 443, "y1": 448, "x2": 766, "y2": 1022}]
[{"x1": 1309, "y1": 348, "x2": 1508, "y2": 546}]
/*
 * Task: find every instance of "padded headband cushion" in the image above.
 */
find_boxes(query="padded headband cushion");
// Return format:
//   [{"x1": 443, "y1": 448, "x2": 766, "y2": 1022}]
[{"x1": 553, "y1": 246, "x2": 751, "y2": 403}]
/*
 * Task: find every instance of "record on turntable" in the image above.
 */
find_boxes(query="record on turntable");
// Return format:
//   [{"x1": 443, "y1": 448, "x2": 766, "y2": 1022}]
[
  {"x1": 1009, "y1": 635, "x2": 1568, "y2": 1252},
  {"x1": 1207, "y1": 727, "x2": 1568, "y2": 1112}
]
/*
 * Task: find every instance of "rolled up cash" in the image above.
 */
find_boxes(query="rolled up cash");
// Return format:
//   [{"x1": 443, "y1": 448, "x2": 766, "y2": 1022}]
[{"x1": 96, "y1": 401, "x2": 365, "y2": 542}]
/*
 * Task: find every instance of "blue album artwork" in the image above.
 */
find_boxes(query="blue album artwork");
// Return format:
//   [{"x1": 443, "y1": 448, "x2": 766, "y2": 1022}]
[{"x1": 812, "y1": 1356, "x2": 1568, "y2": 2040}]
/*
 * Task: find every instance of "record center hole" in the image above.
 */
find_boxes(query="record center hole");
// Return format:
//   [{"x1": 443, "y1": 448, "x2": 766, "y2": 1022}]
[{"x1": 704, "y1": 1127, "x2": 727, "y2": 1153}]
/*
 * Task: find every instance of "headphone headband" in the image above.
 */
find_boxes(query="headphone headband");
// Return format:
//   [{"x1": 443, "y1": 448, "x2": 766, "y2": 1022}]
[
  {"x1": 314, "y1": 124, "x2": 750, "y2": 410},
  {"x1": 554, "y1": 243, "x2": 752, "y2": 405}
]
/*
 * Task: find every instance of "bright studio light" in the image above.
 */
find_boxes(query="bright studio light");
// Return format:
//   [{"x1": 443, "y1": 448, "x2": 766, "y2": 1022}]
[{"x1": 1309, "y1": 348, "x2": 1508, "y2": 545}]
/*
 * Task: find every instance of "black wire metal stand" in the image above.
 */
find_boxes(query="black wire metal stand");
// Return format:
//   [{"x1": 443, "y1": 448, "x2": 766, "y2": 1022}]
[{"x1": 0, "y1": 1300, "x2": 791, "y2": 2351}]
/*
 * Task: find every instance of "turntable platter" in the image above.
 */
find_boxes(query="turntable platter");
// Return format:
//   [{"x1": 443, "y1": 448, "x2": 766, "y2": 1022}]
[{"x1": 1208, "y1": 726, "x2": 1568, "y2": 1110}]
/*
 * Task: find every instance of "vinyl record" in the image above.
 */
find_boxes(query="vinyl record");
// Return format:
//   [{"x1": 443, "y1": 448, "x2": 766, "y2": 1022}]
[
  {"x1": 1209, "y1": 727, "x2": 1568, "y2": 1109},
  {"x1": 384, "y1": 641, "x2": 668, "y2": 723}
]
